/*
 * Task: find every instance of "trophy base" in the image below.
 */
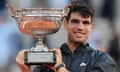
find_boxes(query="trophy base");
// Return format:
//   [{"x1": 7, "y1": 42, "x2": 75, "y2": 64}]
[{"x1": 24, "y1": 51, "x2": 56, "y2": 65}]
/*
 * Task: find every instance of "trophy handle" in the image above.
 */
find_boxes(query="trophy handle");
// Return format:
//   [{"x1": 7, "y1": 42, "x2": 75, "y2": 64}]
[
  {"x1": 64, "y1": 7, "x2": 70, "y2": 16},
  {"x1": 7, "y1": 4, "x2": 23, "y2": 24},
  {"x1": 7, "y1": 4, "x2": 15, "y2": 17}
]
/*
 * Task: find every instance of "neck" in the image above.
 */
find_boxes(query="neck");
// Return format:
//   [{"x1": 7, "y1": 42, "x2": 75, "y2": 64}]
[{"x1": 67, "y1": 41, "x2": 86, "y2": 53}]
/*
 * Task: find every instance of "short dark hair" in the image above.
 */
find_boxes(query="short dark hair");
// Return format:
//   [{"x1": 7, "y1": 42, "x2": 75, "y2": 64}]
[{"x1": 65, "y1": 0, "x2": 94, "y2": 21}]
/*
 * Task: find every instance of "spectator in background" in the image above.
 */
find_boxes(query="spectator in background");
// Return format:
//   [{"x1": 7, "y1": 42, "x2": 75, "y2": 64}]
[
  {"x1": 0, "y1": 0, "x2": 7, "y2": 10},
  {"x1": 0, "y1": 0, "x2": 8, "y2": 21},
  {"x1": 101, "y1": 0, "x2": 115, "y2": 25},
  {"x1": 101, "y1": 0, "x2": 115, "y2": 35},
  {"x1": 108, "y1": 33, "x2": 120, "y2": 72}
]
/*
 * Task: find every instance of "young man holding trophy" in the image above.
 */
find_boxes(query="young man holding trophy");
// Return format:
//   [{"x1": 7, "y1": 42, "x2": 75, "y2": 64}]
[{"x1": 11, "y1": 0, "x2": 117, "y2": 72}]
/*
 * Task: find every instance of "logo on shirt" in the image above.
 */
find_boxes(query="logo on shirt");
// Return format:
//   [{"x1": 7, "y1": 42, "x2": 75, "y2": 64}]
[{"x1": 80, "y1": 62, "x2": 86, "y2": 67}]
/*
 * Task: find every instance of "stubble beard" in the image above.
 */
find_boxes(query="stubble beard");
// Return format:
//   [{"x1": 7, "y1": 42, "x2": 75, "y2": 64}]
[{"x1": 69, "y1": 37, "x2": 85, "y2": 45}]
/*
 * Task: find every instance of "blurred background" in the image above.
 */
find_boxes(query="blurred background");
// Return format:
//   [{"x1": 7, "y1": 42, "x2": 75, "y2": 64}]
[{"x1": 0, "y1": 0, "x2": 120, "y2": 72}]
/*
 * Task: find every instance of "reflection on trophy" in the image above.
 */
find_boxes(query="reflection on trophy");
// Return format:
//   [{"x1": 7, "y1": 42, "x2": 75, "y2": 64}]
[{"x1": 8, "y1": 5, "x2": 66, "y2": 65}]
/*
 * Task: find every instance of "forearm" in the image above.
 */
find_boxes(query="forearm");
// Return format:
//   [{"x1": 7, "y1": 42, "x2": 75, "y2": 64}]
[
  {"x1": 20, "y1": 67, "x2": 31, "y2": 72},
  {"x1": 22, "y1": 71, "x2": 30, "y2": 72},
  {"x1": 22, "y1": 70, "x2": 30, "y2": 72}
]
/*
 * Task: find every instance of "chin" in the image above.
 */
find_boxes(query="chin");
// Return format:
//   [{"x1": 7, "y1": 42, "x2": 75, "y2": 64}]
[
  {"x1": 72, "y1": 39, "x2": 85, "y2": 44},
  {"x1": 76, "y1": 38, "x2": 85, "y2": 42}
]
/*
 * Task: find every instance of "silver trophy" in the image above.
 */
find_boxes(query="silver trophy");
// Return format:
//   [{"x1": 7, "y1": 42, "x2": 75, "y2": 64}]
[{"x1": 8, "y1": 5, "x2": 67, "y2": 65}]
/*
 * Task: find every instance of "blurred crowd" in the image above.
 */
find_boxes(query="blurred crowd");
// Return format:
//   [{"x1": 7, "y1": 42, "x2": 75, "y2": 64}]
[{"x1": 0, "y1": 0, "x2": 120, "y2": 72}]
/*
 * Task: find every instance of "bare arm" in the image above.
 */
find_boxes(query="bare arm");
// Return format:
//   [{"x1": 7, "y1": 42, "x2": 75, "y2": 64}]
[{"x1": 16, "y1": 50, "x2": 31, "y2": 72}]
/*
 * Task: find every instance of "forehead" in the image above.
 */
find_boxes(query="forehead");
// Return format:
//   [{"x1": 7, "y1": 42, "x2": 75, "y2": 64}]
[{"x1": 70, "y1": 12, "x2": 92, "y2": 21}]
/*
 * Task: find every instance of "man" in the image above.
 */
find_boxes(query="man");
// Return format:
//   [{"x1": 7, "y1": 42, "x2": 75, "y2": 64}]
[{"x1": 16, "y1": 1, "x2": 117, "y2": 72}]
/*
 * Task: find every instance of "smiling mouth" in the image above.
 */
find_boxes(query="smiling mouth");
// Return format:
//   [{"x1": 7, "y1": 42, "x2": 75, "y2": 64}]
[{"x1": 74, "y1": 32, "x2": 85, "y2": 38}]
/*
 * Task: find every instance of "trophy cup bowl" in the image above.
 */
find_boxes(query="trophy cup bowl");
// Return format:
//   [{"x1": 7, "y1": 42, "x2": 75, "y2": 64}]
[{"x1": 8, "y1": 5, "x2": 66, "y2": 65}]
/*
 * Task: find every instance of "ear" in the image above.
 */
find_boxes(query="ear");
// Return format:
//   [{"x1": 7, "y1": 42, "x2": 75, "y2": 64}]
[
  {"x1": 63, "y1": 18, "x2": 68, "y2": 29},
  {"x1": 90, "y1": 23, "x2": 94, "y2": 32},
  {"x1": 92, "y1": 23, "x2": 94, "y2": 29}
]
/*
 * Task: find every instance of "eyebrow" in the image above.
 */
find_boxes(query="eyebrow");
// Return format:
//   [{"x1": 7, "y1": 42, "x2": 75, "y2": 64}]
[
  {"x1": 82, "y1": 20, "x2": 91, "y2": 24},
  {"x1": 70, "y1": 19, "x2": 80, "y2": 23},
  {"x1": 70, "y1": 18, "x2": 91, "y2": 23}
]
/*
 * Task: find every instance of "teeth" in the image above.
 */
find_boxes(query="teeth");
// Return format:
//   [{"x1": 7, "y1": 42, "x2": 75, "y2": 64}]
[{"x1": 75, "y1": 33, "x2": 83, "y2": 37}]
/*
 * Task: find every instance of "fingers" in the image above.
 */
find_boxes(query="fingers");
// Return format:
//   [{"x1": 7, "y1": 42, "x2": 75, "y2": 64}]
[
  {"x1": 16, "y1": 49, "x2": 31, "y2": 71},
  {"x1": 16, "y1": 49, "x2": 29, "y2": 64},
  {"x1": 49, "y1": 48, "x2": 62, "y2": 64},
  {"x1": 49, "y1": 48, "x2": 62, "y2": 59},
  {"x1": 43, "y1": 48, "x2": 62, "y2": 71},
  {"x1": 49, "y1": 48, "x2": 61, "y2": 56}
]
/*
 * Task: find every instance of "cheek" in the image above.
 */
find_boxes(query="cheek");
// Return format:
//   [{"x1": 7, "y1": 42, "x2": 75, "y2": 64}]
[
  {"x1": 86, "y1": 28, "x2": 92, "y2": 38},
  {"x1": 89, "y1": 28, "x2": 93, "y2": 33},
  {"x1": 67, "y1": 27, "x2": 75, "y2": 38},
  {"x1": 85, "y1": 26, "x2": 92, "y2": 35},
  {"x1": 66, "y1": 25, "x2": 74, "y2": 32},
  {"x1": 87, "y1": 25, "x2": 93, "y2": 32}
]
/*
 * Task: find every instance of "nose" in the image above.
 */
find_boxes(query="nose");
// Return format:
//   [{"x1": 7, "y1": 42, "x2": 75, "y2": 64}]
[{"x1": 76, "y1": 22, "x2": 84, "y2": 30}]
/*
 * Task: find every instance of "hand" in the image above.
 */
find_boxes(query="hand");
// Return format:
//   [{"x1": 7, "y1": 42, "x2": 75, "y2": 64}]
[
  {"x1": 44, "y1": 48, "x2": 63, "y2": 71},
  {"x1": 16, "y1": 50, "x2": 31, "y2": 72}
]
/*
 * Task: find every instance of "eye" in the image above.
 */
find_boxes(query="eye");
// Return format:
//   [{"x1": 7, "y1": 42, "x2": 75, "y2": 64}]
[
  {"x1": 83, "y1": 21, "x2": 91, "y2": 25},
  {"x1": 70, "y1": 19, "x2": 79, "y2": 23}
]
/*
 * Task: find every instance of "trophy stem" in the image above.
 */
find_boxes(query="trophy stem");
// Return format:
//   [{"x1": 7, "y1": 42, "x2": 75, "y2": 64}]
[{"x1": 31, "y1": 36, "x2": 48, "y2": 51}]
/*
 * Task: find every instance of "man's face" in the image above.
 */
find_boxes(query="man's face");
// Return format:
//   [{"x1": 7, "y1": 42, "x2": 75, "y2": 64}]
[{"x1": 64, "y1": 12, "x2": 93, "y2": 44}]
